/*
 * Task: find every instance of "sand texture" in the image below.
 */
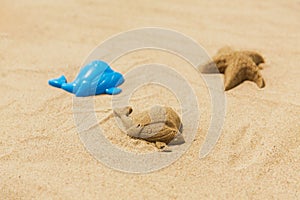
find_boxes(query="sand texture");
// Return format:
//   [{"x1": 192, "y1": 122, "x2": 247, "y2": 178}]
[{"x1": 0, "y1": 0, "x2": 300, "y2": 199}]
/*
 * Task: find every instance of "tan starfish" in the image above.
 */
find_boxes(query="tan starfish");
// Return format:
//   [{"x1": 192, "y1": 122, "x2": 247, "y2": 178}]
[
  {"x1": 113, "y1": 105, "x2": 185, "y2": 151},
  {"x1": 201, "y1": 47, "x2": 266, "y2": 91}
]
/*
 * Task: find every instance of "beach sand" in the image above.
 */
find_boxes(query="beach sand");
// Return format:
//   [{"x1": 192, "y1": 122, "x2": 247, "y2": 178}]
[{"x1": 0, "y1": 0, "x2": 299, "y2": 199}]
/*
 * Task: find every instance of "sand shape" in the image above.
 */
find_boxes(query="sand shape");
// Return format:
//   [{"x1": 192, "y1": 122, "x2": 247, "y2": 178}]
[
  {"x1": 201, "y1": 46, "x2": 266, "y2": 91},
  {"x1": 113, "y1": 105, "x2": 185, "y2": 151}
]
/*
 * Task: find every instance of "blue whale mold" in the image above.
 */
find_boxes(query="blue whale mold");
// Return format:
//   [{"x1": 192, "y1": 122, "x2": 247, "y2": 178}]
[{"x1": 48, "y1": 60, "x2": 124, "y2": 97}]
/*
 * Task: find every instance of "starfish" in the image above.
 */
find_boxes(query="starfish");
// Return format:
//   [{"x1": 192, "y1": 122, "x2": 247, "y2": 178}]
[{"x1": 201, "y1": 47, "x2": 266, "y2": 91}]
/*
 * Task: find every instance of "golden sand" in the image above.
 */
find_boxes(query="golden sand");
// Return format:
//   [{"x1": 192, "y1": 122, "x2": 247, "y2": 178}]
[{"x1": 0, "y1": 0, "x2": 299, "y2": 199}]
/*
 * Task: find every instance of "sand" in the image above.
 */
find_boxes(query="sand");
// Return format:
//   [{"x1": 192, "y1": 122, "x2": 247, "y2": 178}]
[{"x1": 1, "y1": 0, "x2": 300, "y2": 199}]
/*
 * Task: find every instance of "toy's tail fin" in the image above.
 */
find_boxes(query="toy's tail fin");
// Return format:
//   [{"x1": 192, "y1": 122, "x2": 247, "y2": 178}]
[{"x1": 48, "y1": 75, "x2": 67, "y2": 88}]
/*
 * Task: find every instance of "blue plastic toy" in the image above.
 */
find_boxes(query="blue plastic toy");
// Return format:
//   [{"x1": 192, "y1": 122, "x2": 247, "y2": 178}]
[{"x1": 48, "y1": 60, "x2": 124, "y2": 97}]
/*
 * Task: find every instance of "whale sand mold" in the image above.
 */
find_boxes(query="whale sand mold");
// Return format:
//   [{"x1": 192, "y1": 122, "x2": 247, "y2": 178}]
[
  {"x1": 201, "y1": 46, "x2": 266, "y2": 91},
  {"x1": 113, "y1": 105, "x2": 185, "y2": 152}
]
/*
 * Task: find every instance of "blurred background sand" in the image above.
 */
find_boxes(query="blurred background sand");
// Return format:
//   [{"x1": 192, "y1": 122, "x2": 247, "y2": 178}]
[{"x1": 0, "y1": 0, "x2": 299, "y2": 199}]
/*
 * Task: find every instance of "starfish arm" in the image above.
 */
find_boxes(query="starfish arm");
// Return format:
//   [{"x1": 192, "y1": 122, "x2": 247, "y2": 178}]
[
  {"x1": 224, "y1": 56, "x2": 262, "y2": 90},
  {"x1": 251, "y1": 70, "x2": 265, "y2": 88},
  {"x1": 199, "y1": 55, "x2": 228, "y2": 74},
  {"x1": 242, "y1": 51, "x2": 265, "y2": 65},
  {"x1": 213, "y1": 55, "x2": 229, "y2": 73},
  {"x1": 216, "y1": 46, "x2": 234, "y2": 55},
  {"x1": 241, "y1": 59, "x2": 265, "y2": 88}
]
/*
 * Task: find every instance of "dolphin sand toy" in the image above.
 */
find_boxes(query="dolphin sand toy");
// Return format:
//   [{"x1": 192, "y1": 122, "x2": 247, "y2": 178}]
[{"x1": 48, "y1": 60, "x2": 124, "y2": 97}]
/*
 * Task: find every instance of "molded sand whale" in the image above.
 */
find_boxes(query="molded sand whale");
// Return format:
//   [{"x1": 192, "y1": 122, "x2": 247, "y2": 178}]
[
  {"x1": 113, "y1": 105, "x2": 185, "y2": 151},
  {"x1": 48, "y1": 60, "x2": 124, "y2": 97}
]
